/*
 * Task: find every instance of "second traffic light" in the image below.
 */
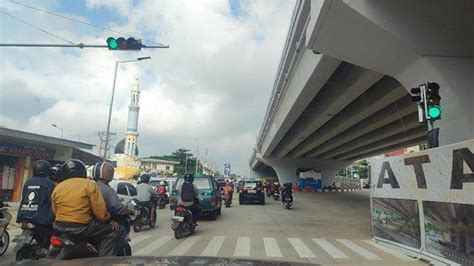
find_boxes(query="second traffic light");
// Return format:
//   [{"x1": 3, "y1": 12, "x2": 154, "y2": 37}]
[{"x1": 106, "y1": 37, "x2": 142, "y2": 51}]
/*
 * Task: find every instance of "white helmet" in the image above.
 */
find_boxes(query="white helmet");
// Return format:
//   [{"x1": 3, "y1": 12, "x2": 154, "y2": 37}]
[{"x1": 160, "y1": 181, "x2": 165, "y2": 185}]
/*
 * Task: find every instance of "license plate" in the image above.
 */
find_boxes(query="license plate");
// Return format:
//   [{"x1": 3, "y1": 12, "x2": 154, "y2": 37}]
[
  {"x1": 248, "y1": 190, "x2": 256, "y2": 194},
  {"x1": 171, "y1": 216, "x2": 184, "y2": 222}
]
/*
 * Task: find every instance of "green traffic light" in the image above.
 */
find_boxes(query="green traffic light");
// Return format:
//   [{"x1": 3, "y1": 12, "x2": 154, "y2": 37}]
[
  {"x1": 106, "y1": 37, "x2": 118, "y2": 49},
  {"x1": 428, "y1": 105, "x2": 442, "y2": 119}
]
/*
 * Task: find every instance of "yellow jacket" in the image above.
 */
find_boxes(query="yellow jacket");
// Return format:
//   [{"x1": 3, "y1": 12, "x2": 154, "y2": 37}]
[{"x1": 52, "y1": 177, "x2": 110, "y2": 224}]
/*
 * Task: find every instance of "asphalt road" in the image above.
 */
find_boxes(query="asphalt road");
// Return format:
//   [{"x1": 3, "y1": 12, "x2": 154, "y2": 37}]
[{"x1": 0, "y1": 190, "x2": 426, "y2": 265}]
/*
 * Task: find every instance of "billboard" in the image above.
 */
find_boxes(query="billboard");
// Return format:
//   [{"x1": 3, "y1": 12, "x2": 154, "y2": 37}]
[
  {"x1": 224, "y1": 164, "x2": 231, "y2": 177},
  {"x1": 370, "y1": 139, "x2": 474, "y2": 264}
]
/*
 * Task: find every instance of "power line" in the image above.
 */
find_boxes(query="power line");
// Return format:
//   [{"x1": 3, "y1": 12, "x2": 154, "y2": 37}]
[
  {"x1": 0, "y1": 9, "x2": 75, "y2": 44},
  {"x1": 8, "y1": 0, "x2": 166, "y2": 46}
]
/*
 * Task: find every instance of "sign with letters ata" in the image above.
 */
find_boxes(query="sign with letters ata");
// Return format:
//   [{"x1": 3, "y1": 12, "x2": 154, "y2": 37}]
[{"x1": 369, "y1": 139, "x2": 474, "y2": 264}]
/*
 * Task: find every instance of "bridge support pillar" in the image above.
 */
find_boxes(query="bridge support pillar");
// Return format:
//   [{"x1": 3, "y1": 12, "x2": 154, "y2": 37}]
[
  {"x1": 321, "y1": 169, "x2": 338, "y2": 187},
  {"x1": 272, "y1": 165, "x2": 299, "y2": 184}
]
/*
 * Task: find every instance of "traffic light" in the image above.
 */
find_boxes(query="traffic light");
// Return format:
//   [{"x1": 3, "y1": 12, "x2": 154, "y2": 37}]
[
  {"x1": 425, "y1": 82, "x2": 441, "y2": 120},
  {"x1": 106, "y1": 37, "x2": 142, "y2": 50},
  {"x1": 410, "y1": 87, "x2": 422, "y2": 102}
]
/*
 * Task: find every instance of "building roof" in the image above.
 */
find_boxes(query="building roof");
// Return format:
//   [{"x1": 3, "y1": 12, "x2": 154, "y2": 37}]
[
  {"x1": 138, "y1": 158, "x2": 180, "y2": 165},
  {"x1": 114, "y1": 138, "x2": 139, "y2": 156},
  {"x1": 0, "y1": 127, "x2": 93, "y2": 150}
]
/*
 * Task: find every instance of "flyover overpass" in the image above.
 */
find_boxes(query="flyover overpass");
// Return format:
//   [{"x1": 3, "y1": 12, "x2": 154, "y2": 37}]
[{"x1": 250, "y1": 0, "x2": 474, "y2": 185}]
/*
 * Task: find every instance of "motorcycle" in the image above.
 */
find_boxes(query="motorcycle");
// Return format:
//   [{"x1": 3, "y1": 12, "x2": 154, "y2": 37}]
[
  {"x1": 171, "y1": 205, "x2": 195, "y2": 239},
  {"x1": 224, "y1": 194, "x2": 232, "y2": 208},
  {"x1": 157, "y1": 194, "x2": 168, "y2": 209},
  {"x1": 272, "y1": 190, "x2": 280, "y2": 200},
  {"x1": 283, "y1": 193, "x2": 292, "y2": 209},
  {"x1": 48, "y1": 216, "x2": 133, "y2": 260},
  {"x1": 130, "y1": 198, "x2": 157, "y2": 232},
  {"x1": 266, "y1": 187, "x2": 272, "y2": 197},
  {"x1": 0, "y1": 203, "x2": 11, "y2": 256},
  {"x1": 14, "y1": 222, "x2": 51, "y2": 261}
]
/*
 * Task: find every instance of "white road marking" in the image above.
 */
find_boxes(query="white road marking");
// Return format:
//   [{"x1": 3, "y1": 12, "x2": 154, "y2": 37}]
[
  {"x1": 337, "y1": 239, "x2": 381, "y2": 260},
  {"x1": 201, "y1": 236, "x2": 225, "y2": 256},
  {"x1": 134, "y1": 235, "x2": 173, "y2": 256},
  {"x1": 130, "y1": 235, "x2": 151, "y2": 247},
  {"x1": 288, "y1": 238, "x2": 316, "y2": 258},
  {"x1": 362, "y1": 240, "x2": 415, "y2": 261},
  {"x1": 313, "y1": 238, "x2": 349, "y2": 259},
  {"x1": 169, "y1": 235, "x2": 201, "y2": 256},
  {"x1": 263, "y1": 237, "x2": 283, "y2": 257},
  {"x1": 233, "y1": 237, "x2": 250, "y2": 257}
]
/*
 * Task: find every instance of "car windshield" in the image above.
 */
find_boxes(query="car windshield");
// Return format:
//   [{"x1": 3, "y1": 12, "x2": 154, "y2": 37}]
[
  {"x1": 1, "y1": 1, "x2": 466, "y2": 265},
  {"x1": 243, "y1": 182, "x2": 259, "y2": 189}
]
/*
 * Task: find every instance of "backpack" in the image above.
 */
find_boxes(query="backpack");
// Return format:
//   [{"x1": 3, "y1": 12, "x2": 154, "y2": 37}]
[{"x1": 181, "y1": 182, "x2": 195, "y2": 202}]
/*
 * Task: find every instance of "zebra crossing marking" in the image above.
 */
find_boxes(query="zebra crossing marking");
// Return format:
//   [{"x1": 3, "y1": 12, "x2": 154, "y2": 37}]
[
  {"x1": 201, "y1": 236, "x2": 225, "y2": 256},
  {"x1": 134, "y1": 235, "x2": 172, "y2": 256},
  {"x1": 130, "y1": 235, "x2": 151, "y2": 247},
  {"x1": 337, "y1": 239, "x2": 381, "y2": 260},
  {"x1": 233, "y1": 237, "x2": 250, "y2": 257},
  {"x1": 288, "y1": 238, "x2": 316, "y2": 258},
  {"x1": 263, "y1": 237, "x2": 283, "y2": 257},
  {"x1": 169, "y1": 235, "x2": 201, "y2": 256},
  {"x1": 313, "y1": 238, "x2": 348, "y2": 259}
]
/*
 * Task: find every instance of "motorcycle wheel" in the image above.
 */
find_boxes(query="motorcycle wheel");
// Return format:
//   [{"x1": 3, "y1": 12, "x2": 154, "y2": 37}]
[
  {"x1": 133, "y1": 220, "x2": 142, "y2": 233},
  {"x1": 174, "y1": 225, "x2": 184, "y2": 239},
  {"x1": 149, "y1": 210, "x2": 157, "y2": 228},
  {"x1": 15, "y1": 245, "x2": 33, "y2": 261},
  {"x1": 0, "y1": 231, "x2": 9, "y2": 256},
  {"x1": 124, "y1": 243, "x2": 132, "y2": 256}
]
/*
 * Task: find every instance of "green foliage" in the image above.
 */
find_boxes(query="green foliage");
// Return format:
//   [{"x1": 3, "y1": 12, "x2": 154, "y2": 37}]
[
  {"x1": 147, "y1": 148, "x2": 198, "y2": 176},
  {"x1": 353, "y1": 160, "x2": 368, "y2": 179}
]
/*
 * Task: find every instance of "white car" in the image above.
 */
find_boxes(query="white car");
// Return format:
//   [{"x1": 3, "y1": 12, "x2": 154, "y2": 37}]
[{"x1": 109, "y1": 180, "x2": 137, "y2": 205}]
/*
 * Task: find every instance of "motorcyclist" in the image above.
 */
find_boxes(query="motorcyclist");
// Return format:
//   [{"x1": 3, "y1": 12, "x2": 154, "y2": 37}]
[
  {"x1": 48, "y1": 164, "x2": 62, "y2": 186},
  {"x1": 136, "y1": 174, "x2": 158, "y2": 220},
  {"x1": 16, "y1": 160, "x2": 55, "y2": 249},
  {"x1": 223, "y1": 182, "x2": 234, "y2": 203},
  {"x1": 92, "y1": 162, "x2": 133, "y2": 254},
  {"x1": 281, "y1": 182, "x2": 294, "y2": 204},
  {"x1": 157, "y1": 181, "x2": 168, "y2": 203},
  {"x1": 273, "y1": 182, "x2": 281, "y2": 195},
  {"x1": 51, "y1": 159, "x2": 118, "y2": 257},
  {"x1": 177, "y1": 174, "x2": 200, "y2": 225}
]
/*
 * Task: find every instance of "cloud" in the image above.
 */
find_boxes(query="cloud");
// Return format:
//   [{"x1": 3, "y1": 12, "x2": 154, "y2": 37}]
[{"x1": 0, "y1": 0, "x2": 295, "y2": 175}]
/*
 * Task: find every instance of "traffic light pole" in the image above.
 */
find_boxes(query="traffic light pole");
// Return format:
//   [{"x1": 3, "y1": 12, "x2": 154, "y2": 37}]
[{"x1": 0, "y1": 43, "x2": 169, "y2": 48}]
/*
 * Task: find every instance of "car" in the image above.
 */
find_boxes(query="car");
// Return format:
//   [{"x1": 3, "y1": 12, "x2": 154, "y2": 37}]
[
  {"x1": 109, "y1": 180, "x2": 137, "y2": 205},
  {"x1": 239, "y1": 180, "x2": 265, "y2": 205},
  {"x1": 170, "y1": 175, "x2": 222, "y2": 220}
]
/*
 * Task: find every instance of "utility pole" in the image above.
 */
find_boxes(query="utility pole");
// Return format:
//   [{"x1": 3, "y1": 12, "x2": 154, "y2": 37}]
[{"x1": 95, "y1": 131, "x2": 116, "y2": 158}]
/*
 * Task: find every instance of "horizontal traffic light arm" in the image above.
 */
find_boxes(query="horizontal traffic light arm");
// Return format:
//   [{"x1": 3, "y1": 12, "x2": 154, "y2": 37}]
[{"x1": 0, "y1": 43, "x2": 169, "y2": 48}]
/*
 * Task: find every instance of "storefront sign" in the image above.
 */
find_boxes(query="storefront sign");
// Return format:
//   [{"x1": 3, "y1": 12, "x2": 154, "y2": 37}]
[
  {"x1": 370, "y1": 139, "x2": 474, "y2": 264},
  {"x1": 0, "y1": 141, "x2": 56, "y2": 159}
]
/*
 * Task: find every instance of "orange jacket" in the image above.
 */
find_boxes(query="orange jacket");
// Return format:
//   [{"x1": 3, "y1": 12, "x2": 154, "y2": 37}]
[
  {"x1": 52, "y1": 178, "x2": 110, "y2": 224},
  {"x1": 223, "y1": 186, "x2": 234, "y2": 195}
]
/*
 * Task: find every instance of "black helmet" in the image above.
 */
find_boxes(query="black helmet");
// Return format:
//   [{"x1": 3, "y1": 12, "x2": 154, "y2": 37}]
[
  {"x1": 61, "y1": 159, "x2": 87, "y2": 179},
  {"x1": 49, "y1": 164, "x2": 63, "y2": 183},
  {"x1": 184, "y1": 173, "x2": 195, "y2": 183},
  {"x1": 140, "y1": 174, "x2": 150, "y2": 184},
  {"x1": 92, "y1": 162, "x2": 115, "y2": 182},
  {"x1": 33, "y1": 160, "x2": 51, "y2": 177}
]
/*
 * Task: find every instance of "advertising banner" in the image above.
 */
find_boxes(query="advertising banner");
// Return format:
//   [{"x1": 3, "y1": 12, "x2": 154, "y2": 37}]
[{"x1": 370, "y1": 139, "x2": 474, "y2": 264}]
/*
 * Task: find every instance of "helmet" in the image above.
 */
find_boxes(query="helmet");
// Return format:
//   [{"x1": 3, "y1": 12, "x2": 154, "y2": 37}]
[
  {"x1": 61, "y1": 159, "x2": 87, "y2": 180},
  {"x1": 49, "y1": 164, "x2": 63, "y2": 182},
  {"x1": 140, "y1": 174, "x2": 151, "y2": 184},
  {"x1": 92, "y1": 162, "x2": 115, "y2": 182},
  {"x1": 184, "y1": 173, "x2": 195, "y2": 183},
  {"x1": 33, "y1": 160, "x2": 51, "y2": 177},
  {"x1": 160, "y1": 181, "x2": 165, "y2": 185}
]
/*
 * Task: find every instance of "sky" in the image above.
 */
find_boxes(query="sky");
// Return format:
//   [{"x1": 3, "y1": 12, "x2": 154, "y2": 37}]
[{"x1": 0, "y1": 0, "x2": 295, "y2": 175}]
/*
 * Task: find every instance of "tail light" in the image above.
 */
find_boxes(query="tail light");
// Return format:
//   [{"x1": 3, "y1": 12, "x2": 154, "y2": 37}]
[
  {"x1": 211, "y1": 196, "x2": 217, "y2": 206},
  {"x1": 176, "y1": 206, "x2": 185, "y2": 212},
  {"x1": 50, "y1": 236, "x2": 64, "y2": 247}
]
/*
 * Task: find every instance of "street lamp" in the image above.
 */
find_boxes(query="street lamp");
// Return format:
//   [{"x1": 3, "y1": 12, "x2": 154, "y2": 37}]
[
  {"x1": 103, "y1": 57, "x2": 151, "y2": 160},
  {"x1": 51, "y1": 124, "x2": 64, "y2": 138}
]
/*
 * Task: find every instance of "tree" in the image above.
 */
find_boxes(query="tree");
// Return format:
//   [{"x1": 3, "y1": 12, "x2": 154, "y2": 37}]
[
  {"x1": 146, "y1": 148, "x2": 198, "y2": 176},
  {"x1": 353, "y1": 160, "x2": 368, "y2": 180}
]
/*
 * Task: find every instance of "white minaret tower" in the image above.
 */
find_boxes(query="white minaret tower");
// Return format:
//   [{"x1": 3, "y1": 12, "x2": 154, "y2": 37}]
[{"x1": 124, "y1": 76, "x2": 140, "y2": 157}]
